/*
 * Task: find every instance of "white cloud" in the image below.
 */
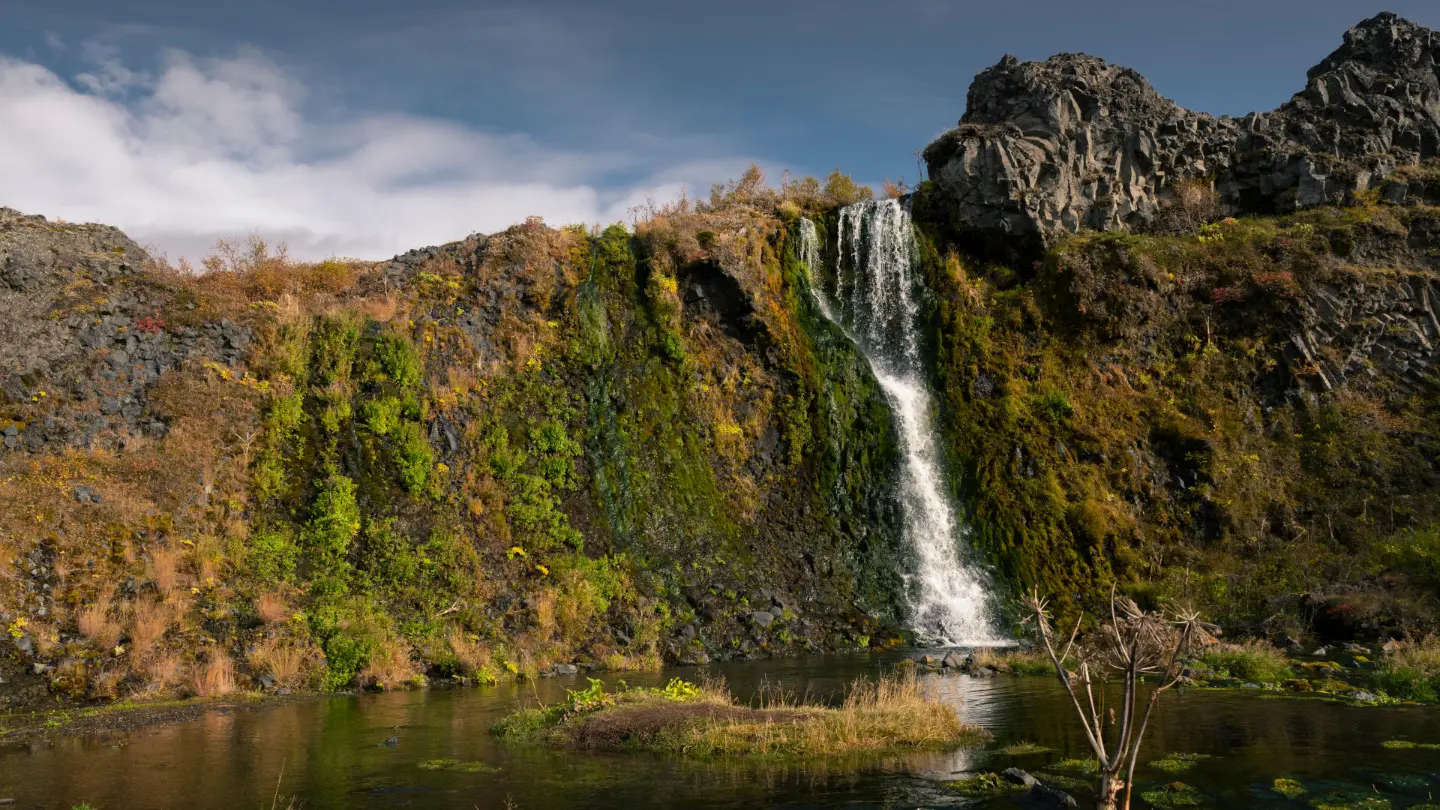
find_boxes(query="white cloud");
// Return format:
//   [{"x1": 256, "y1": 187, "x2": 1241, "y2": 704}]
[{"x1": 0, "y1": 47, "x2": 758, "y2": 262}]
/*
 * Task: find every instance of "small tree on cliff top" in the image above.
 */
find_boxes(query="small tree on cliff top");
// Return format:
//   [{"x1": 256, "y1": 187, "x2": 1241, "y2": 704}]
[{"x1": 1024, "y1": 588, "x2": 1214, "y2": 810}]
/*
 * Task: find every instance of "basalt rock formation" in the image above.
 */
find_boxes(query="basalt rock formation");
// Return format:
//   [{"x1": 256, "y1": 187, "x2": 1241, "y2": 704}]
[{"x1": 924, "y1": 12, "x2": 1440, "y2": 244}]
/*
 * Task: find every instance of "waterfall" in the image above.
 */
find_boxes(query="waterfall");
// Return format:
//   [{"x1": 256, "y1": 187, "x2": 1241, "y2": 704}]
[{"x1": 798, "y1": 202, "x2": 999, "y2": 646}]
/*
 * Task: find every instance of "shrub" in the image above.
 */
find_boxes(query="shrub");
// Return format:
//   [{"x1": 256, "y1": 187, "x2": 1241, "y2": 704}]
[
  {"x1": 304, "y1": 475, "x2": 361, "y2": 568},
  {"x1": 1199, "y1": 641, "x2": 1291, "y2": 683},
  {"x1": 369, "y1": 334, "x2": 423, "y2": 390},
  {"x1": 822, "y1": 169, "x2": 874, "y2": 207},
  {"x1": 1376, "y1": 637, "x2": 1440, "y2": 701},
  {"x1": 248, "y1": 529, "x2": 298, "y2": 584},
  {"x1": 1157, "y1": 178, "x2": 1220, "y2": 235},
  {"x1": 360, "y1": 396, "x2": 404, "y2": 436},
  {"x1": 358, "y1": 635, "x2": 424, "y2": 691},
  {"x1": 394, "y1": 422, "x2": 434, "y2": 494}
]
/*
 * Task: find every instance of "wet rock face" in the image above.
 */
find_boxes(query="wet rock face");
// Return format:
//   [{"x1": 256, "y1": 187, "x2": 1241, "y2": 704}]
[{"x1": 924, "y1": 12, "x2": 1440, "y2": 242}]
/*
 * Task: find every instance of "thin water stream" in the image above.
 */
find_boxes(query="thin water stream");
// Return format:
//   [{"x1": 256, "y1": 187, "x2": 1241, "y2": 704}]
[{"x1": 800, "y1": 205, "x2": 995, "y2": 645}]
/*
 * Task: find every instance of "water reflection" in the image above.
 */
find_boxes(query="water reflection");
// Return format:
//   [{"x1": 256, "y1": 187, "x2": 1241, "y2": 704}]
[{"x1": 3, "y1": 652, "x2": 1440, "y2": 809}]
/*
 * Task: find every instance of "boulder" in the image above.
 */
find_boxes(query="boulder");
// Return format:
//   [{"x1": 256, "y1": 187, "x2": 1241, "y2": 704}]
[
  {"x1": 1022, "y1": 784, "x2": 1078, "y2": 809},
  {"x1": 924, "y1": 13, "x2": 1440, "y2": 245},
  {"x1": 751, "y1": 611, "x2": 775, "y2": 629},
  {"x1": 1003, "y1": 767, "x2": 1039, "y2": 787}
]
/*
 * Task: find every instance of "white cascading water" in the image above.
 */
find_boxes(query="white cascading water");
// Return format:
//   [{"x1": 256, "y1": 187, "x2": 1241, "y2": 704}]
[{"x1": 799, "y1": 202, "x2": 999, "y2": 646}]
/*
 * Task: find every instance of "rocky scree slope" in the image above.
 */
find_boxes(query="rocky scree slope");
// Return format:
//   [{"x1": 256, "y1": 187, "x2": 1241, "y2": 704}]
[{"x1": 0, "y1": 203, "x2": 908, "y2": 708}]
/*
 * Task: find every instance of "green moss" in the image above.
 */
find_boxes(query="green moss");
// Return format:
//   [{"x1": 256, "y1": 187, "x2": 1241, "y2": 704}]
[
  {"x1": 1273, "y1": 778, "x2": 1306, "y2": 799},
  {"x1": 1148, "y1": 752, "x2": 1214, "y2": 773},
  {"x1": 1140, "y1": 782, "x2": 1206, "y2": 808},
  {"x1": 417, "y1": 759, "x2": 500, "y2": 773},
  {"x1": 947, "y1": 772, "x2": 1026, "y2": 798}
]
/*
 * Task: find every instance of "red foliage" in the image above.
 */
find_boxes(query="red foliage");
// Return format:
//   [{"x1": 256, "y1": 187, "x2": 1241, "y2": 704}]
[
  {"x1": 135, "y1": 315, "x2": 167, "y2": 333},
  {"x1": 1210, "y1": 286, "x2": 1246, "y2": 305},
  {"x1": 1252, "y1": 270, "x2": 1300, "y2": 299}
]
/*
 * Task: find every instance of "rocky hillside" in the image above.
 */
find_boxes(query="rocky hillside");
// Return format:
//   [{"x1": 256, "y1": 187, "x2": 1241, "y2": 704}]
[
  {"x1": 909, "y1": 12, "x2": 1440, "y2": 639},
  {"x1": 3, "y1": 14, "x2": 1440, "y2": 709},
  {"x1": 0, "y1": 177, "x2": 906, "y2": 706},
  {"x1": 924, "y1": 12, "x2": 1440, "y2": 247}
]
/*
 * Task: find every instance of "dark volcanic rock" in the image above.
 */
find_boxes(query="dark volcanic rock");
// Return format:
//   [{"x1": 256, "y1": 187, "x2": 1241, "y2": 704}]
[{"x1": 924, "y1": 13, "x2": 1440, "y2": 243}]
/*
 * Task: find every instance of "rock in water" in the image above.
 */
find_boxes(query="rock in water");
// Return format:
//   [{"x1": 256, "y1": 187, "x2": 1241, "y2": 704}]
[
  {"x1": 924, "y1": 12, "x2": 1440, "y2": 245},
  {"x1": 1003, "y1": 767, "x2": 1039, "y2": 787}
]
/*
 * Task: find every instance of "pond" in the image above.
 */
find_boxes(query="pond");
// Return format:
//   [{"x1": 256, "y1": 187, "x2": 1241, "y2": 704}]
[{"x1": 4, "y1": 651, "x2": 1440, "y2": 809}]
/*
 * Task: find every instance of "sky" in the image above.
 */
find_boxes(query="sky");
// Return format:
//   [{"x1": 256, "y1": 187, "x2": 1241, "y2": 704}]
[{"x1": 2, "y1": 0, "x2": 1438, "y2": 262}]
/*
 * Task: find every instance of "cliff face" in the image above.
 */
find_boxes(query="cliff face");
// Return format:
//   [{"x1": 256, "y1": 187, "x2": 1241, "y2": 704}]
[
  {"x1": 908, "y1": 13, "x2": 1440, "y2": 640},
  {"x1": 924, "y1": 12, "x2": 1440, "y2": 243},
  {"x1": 0, "y1": 198, "x2": 909, "y2": 706}
]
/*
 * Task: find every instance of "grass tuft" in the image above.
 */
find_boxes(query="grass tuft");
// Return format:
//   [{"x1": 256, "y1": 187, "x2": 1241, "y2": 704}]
[
  {"x1": 493, "y1": 672, "x2": 984, "y2": 758},
  {"x1": 1199, "y1": 641, "x2": 1292, "y2": 683},
  {"x1": 1376, "y1": 638, "x2": 1440, "y2": 702}
]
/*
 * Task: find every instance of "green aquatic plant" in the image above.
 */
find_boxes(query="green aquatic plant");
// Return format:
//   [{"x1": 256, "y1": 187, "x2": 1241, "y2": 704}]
[
  {"x1": 1050, "y1": 758, "x2": 1100, "y2": 775},
  {"x1": 1273, "y1": 778, "x2": 1306, "y2": 799},
  {"x1": 996, "y1": 740, "x2": 1052, "y2": 755},
  {"x1": 1148, "y1": 752, "x2": 1214, "y2": 773},
  {"x1": 1307, "y1": 789, "x2": 1391, "y2": 810},
  {"x1": 947, "y1": 772, "x2": 1027, "y2": 798},
  {"x1": 417, "y1": 759, "x2": 500, "y2": 773},
  {"x1": 1381, "y1": 739, "x2": 1440, "y2": 750},
  {"x1": 1140, "y1": 782, "x2": 1205, "y2": 808}
]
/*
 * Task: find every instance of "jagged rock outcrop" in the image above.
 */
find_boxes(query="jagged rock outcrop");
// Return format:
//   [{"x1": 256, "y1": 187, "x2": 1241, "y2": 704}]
[
  {"x1": 924, "y1": 12, "x2": 1440, "y2": 242},
  {"x1": 1292, "y1": 272, "x2": 1440, "y2": 394},
  {"x1": 0, "y1": 208, "x2": 248, "y2": 453}
]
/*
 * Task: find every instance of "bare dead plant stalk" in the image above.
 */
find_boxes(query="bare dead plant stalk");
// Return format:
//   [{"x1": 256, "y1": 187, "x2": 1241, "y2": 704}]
[{"x1": 1024, "y1": 587, "x2": 1212, "y2": 810}]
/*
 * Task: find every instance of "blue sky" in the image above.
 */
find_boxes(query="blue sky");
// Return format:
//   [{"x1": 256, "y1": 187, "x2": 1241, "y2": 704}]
[{"x1": 1, "y1": 1, "x2": 1437, "y2": 260}]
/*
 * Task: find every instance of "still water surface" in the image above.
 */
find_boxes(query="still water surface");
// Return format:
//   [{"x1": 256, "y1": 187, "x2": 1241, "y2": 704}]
[{"x1": 5, "y1": 652, "x2": 1440, "y2": 809}]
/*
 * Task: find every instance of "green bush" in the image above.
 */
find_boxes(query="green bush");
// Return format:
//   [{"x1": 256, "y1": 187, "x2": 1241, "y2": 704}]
[
  {"x1": 304, "y1": 475, "x2": 362, "y2": 568},
  {"x1": 394, "y1": 422, "x2": 434, "y2": 494},
  {"x1": 248, "y1": 529, "x2": 299, "y2": 583},
  {"x1": 1376, "y1": 638, "x2": 1440, "y2": 701},
  {"x1": 1200, "y1": 641, "x2": 1292, "y2": 683},
  {"x1": 361, "y1": 396, "x2": 404, "y2": 436},
  {"x1": 369, "y1": 333, "x2": 423, "y2": 390}
]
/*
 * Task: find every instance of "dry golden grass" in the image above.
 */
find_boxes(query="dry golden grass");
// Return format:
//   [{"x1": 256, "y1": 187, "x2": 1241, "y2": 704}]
[
  {"x1": 358, "y1": 636, "x2": 423, "y2": 691},
  {"x1": 135, "y1": 652, "x2": 184, "y2": 694},
  {"x1": 191, "y1": 652, "x2": 237, "y2": 697},
  {"x1": 255, "y1": 590, "x2": 290, "y2": 625},
  {"x1": 147, "y1": 547, "x2": 182, "y2": 599},
  {"x1": 248, "y1": 636, "x2": 315, "y2": 688},
  {"x1": 448, "y1": 631, "x2": 493, "y2": 676},
  {"x1": 532, "y1": 591, "x2": 557, "y2": 640},
  {"x1": 129, "y1": 597, "x2": 179, "y2": 655},
  {"x1": 498, "y1": 671, "x2": 984, "y2": 758},
  {"x1": 77, "y1": 591, "x2": 124, "y2": 650}
]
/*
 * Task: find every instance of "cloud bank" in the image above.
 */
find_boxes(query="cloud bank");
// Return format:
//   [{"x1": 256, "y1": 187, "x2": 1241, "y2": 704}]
[{"x1": 0, "y1": 47, "x2": 748, "y2": 261}]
